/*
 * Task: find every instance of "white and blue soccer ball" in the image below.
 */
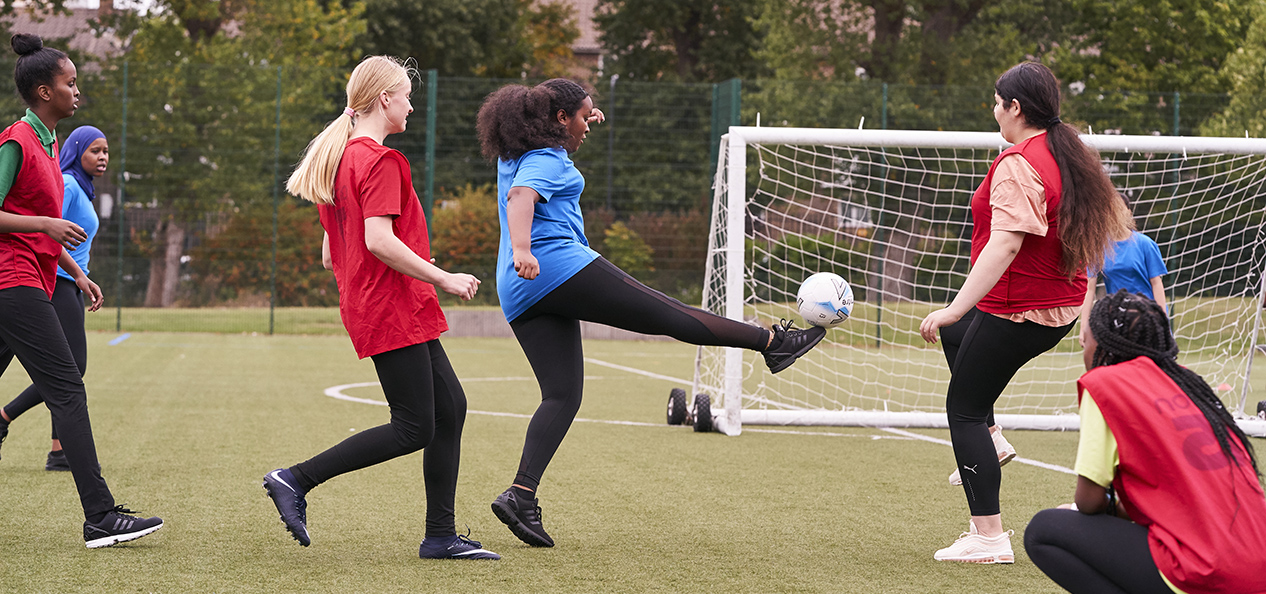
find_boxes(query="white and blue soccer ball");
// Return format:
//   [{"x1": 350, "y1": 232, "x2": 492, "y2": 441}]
[{"x1": 796, "y1": 272, "x2": 854, "y2": 328}]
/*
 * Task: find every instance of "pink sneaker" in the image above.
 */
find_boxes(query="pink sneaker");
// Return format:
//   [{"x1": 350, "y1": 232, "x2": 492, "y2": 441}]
[
  {"x1": 949, "y1": 426, "x2": 1017, "y2": 486},
  {"x1": 933, "y1": 520, "x2": 1015, "y2": 564}
]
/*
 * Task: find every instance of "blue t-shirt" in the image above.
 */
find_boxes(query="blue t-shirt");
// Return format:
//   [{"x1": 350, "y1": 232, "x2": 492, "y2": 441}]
[
  {"x1": 56, "y1": 173, "x2": 99, "y2": 282},
  {"x1": 496, "y1": 148, "x2": 599, "y2": 321},
  {"x1": 1097, "y1": 231, "x2": 1167, "y2": 299}
]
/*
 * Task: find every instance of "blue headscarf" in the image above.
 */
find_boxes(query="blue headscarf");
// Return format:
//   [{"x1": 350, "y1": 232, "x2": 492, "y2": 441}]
[{"x1": 60, "y1": 125, "x2": 106, "y2": 202}]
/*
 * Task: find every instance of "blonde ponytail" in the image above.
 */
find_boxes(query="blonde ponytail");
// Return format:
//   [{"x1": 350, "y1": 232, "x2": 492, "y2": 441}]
[{"x1": 286, "y1": 56, "x2": 414, "y2": 205}]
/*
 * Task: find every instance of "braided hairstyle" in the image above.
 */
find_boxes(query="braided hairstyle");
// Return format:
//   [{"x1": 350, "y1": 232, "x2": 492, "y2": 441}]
[
  {"x1": 1089, "y1": 289, "x2": 1259, "y2": 475},
  {"x1": 477, "y1": 78, "x2": 590, "y2": 162}
]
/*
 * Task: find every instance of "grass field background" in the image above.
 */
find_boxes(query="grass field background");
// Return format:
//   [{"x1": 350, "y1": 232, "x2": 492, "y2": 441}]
[{"x1": 0, "y1": 331, "x2": 1263, "y2": 593}]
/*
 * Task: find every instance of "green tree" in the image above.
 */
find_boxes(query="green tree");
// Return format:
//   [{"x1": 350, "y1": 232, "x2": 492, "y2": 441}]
[
  {"x1": 1199, "y1": 1, "x2": 1266, "y2": 137},
  {"x1": 90, "y1": 0, "x2": 363, "y2": 306},
  {"x1": 595, "y1": 0, "x2": 768, "y2": 81},
  {"x1": 360, "y1": 0, "x2": 579, "y2": 77}
]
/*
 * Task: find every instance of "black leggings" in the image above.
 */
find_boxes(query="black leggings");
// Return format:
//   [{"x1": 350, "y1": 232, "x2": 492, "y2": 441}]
[
  {"x1": 1025, "y1": 509, "x2": 1172, "y2": 594},
  {"x1": 509, "y1": 257, "x2": 769, "y2": 491},
  {"x1": 290, "y1": 340, "x2": 467, "y2": 539},
  {"x1": 940, "y1": 307, "x2": 1072, "y2": 516},
  {"x1": 0, "y1": 285, "x2": 114, "y2": 522},
  {"x1": 3, "y1": 277, "x2": 87, "y2": 440}
]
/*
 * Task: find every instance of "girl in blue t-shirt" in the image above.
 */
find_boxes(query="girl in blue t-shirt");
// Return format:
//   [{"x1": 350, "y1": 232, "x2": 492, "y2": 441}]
[
  {"x1": 0, "y1": 125, "x2": 105, "y2": 472},
  {"x1": 476, "y1": 78, "x2": 828, "y2": 548},
  {"x1": 1078, "y1": 231, "x2": 1167, "y2": 347}
]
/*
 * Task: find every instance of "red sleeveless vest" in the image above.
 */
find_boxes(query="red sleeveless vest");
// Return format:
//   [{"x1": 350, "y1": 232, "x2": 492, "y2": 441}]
[
  {"x1": 0, "y1": 120, "x2": 63, "y2": 297},
  {"x1": 1079, "y1": 358, "x2": 1266, "y2": 594},
  {"x1": 971, "y1": 133, "x2": 1085, "y2": 313}
]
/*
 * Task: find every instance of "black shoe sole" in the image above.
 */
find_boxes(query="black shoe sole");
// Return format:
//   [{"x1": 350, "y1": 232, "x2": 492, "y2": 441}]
[
  {"x1": 491, "y1": 499, "x2": 554, "y2": 547},
  {"x1": 85, "y1": 522, "x2": 163, "y2": 549},
  {"x1": 766, "y1": 328, "x2": 827, "y2": 374}
]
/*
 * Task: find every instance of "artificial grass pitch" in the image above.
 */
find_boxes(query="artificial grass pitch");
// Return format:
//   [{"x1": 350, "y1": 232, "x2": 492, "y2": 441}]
[{"x1": 0, "y1": 332, "x2": 1254, "y2": 593}]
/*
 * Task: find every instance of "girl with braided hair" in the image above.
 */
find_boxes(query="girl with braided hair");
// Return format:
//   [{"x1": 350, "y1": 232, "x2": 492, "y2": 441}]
[
  {"x1": 1026, "y1": 290, "x2": 1266, "y2": 593},
  {"x1": 918, "y1": 61, "x2": 1135, "y2": 563},
  {"x1": 477, "y1": 79, "x2": 827, "y2": 548}
]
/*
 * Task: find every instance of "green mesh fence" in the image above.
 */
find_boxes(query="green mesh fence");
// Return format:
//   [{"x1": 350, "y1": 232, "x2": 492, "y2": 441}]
[{"x1": 0, "y1": 62, "x2": 1234, "y2": 334}]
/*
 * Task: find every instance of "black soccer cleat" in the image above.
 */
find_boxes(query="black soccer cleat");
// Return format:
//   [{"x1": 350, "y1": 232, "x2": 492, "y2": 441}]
[
  {"x1": 0, "y1": 418, "x2": 8, "y2": 461},
  {"x1": 45, "y1": 449, "x2": 70, "y2": 471},
  {"x1": 762, "y1": 318, "x2": 826, "y2": 374},
  {"x1": 84, "y1": 505, "x2": 163, "y2": 548},
  {"x1": 264, "y1": 468, "x2": 310, "y2": 547},
  {"x1": 491, "y1": 488, "x2": 554, "y2": 547},
  {"x1": 418, "y1": 532, "x2": 501, "y2": 560}
]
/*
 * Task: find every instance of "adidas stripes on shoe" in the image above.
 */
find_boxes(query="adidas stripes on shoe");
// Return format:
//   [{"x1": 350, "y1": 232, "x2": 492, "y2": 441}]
[
  {"x1": 491, "y1": 488, "x2": 554, "y2": 547},
  {"x1": 83, "y1": 505, "x2": 163, "y2": 549}
]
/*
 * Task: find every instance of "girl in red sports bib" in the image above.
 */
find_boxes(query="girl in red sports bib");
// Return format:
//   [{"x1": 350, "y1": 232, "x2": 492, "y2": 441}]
[
  {"x1": 0, "y1": 33, "x2": 162, "y2": 548},
  {"x1": 263, "y1": 56, "x2": 497, "y2": 560},
  {"x1": 918, "y1": 62, "x2": 1135, "y2": 563},
  {"x1": 1026, "y1": 290, "x2": 1266, "y2": 594}
]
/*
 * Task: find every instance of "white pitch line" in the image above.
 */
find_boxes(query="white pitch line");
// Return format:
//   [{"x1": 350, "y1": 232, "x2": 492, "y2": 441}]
[
  {"x1": 324, "y1": 361, "x2": 1079, "y2": 472},
  {"x1": 881, "y1": 427, "x2": 1076, "y2": 475}
]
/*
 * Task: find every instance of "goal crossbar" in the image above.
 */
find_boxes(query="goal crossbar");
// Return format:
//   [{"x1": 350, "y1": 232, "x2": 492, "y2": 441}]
[{"x1": 702, "y1": 127, "x2": 1266, "y2": 437}]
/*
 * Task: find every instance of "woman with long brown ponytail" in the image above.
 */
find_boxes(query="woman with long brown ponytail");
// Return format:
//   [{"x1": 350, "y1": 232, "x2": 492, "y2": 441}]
[{"x1": 918, "y1": 61, "x2": 1134, "y2": 563}]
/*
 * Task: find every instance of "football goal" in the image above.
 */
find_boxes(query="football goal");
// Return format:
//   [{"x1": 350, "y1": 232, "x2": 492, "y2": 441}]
[{"x1": 693, "y1": 127, "x2": 1266, "y2": 437}]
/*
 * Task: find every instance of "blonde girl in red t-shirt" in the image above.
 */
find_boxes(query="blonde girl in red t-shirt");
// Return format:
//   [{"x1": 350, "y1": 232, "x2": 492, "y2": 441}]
[
  {"x1": 918, "y1": 62, "x2": 1133, "y2": 563},
  {"x1": 264, "y1": 55, "x2": 498, "y2": 560}
]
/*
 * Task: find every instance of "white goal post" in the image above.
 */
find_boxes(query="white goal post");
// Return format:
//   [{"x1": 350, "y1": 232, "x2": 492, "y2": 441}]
[{"x1": 695, "y1": 126, "x2": 1266, "y2": 437}]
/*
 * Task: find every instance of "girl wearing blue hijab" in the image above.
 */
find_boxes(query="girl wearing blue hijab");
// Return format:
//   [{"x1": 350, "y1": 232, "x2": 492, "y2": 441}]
[{"x1": 0, "y1": 125, "x2": 108, "y2": 472}]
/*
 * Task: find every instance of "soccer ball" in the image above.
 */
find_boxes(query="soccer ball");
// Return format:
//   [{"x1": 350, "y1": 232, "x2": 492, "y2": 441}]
[{"x1": 796, "y1": 272, "x2": 854, "y2": 328}]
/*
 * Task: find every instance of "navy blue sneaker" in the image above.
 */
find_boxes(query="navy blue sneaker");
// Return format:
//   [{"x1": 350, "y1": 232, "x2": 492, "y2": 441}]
[
  {"x1": 263, "y1": 468, "x2": 310, "y2": 547},
  {"x1": 762, "y1": 319, "x2": 826, "y2": 374},
  {"x1": 418, "y1": 533, "x2": 501, "y2": 560},
  {"x1": 84, "y1": 505, "x2": 163, "y2": 548},
  {"x1": 491, "y1": 488, "x2": 554, "y2": 547}
]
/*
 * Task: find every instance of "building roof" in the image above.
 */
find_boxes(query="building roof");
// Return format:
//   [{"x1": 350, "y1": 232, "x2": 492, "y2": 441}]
[
  {"x1": 555, "y1": 0, "x2": 600, "y2": 55},
  {"x1": 6, "y1": 6, "x2": 123, "y2": 57}
]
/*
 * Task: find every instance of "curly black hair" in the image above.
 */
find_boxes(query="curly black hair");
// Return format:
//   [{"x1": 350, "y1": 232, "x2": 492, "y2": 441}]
[
  {"x1": 477, "y1": 78, "x2": 589, "y2": 162},
  {"x1": 1089, "y1": 289, "x2": 1259, "y2": 476}
]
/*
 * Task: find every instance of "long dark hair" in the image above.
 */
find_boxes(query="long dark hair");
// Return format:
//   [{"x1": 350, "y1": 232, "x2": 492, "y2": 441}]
[
  {"x1": 10, "y1": 33, "x2": 68, "y2": 107},
  {"x1": 995, "y1": 62, "x2": 1134, "y2": 276},
  {"x1": 477, "y1": 78, "x2": 589, "y2": 162},
  {"x1": 1089, "y1": 290, "x2": 1259, "y2": 476}
]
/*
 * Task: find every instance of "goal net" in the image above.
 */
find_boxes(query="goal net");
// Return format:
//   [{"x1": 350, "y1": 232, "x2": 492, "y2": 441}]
[{"x1": 694, "y1": 127, "x2": 1266, "y2": 437}]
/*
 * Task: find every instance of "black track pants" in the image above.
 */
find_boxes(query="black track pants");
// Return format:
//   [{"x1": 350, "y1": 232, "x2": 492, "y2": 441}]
[
  {"x1": 940, "y1": 307, "x2": 1072, "y2": 516},
  {"x1": 1025, "y1": 509, "x2": 1173, "y2": 594},
  {"x1": 3, "y1": 277, "x2": 87, "y2": 440},
  {"x1": 509, "y1": 257, "x2": 769, "y2": 491},
  {"x1": 0, "y1": 286, "x2": 114, "y2": 522},
  {"x1": 290, "y1": 340, "x2": 467, "y2": 538}
]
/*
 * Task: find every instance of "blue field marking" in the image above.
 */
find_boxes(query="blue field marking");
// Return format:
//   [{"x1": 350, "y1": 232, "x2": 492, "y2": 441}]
[{"x1": 107, "y1": 333, "x2": 132, "y2": 346}]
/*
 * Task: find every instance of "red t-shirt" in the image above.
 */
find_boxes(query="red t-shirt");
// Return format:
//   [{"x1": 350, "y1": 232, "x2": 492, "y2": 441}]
[
  {"x1": 970, "y1": 134, "x2": 1086, "y2": 313},
  {"x1": 1079, "y1": 358, "x2": 1266, "y2": 594},
  {"x1": 0, "y1": 120, "x2": 63, "y2": 297},
  {"x1": 319, "y1": 137, "x2": 447, "y2": 358}
]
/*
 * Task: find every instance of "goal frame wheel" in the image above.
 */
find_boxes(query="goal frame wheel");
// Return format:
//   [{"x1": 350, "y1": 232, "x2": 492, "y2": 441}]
[
  {"x1": 692, "y1": 393, "x2": 713, "y2": 433},
  {"x1": 667, "y1": 388, "x2": 687, "y2": 425}
]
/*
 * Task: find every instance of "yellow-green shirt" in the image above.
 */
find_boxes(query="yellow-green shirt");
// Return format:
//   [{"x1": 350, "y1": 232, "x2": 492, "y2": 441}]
[{"x1": 1075, "y1": 388, "x2": 1188, "y2": 594}]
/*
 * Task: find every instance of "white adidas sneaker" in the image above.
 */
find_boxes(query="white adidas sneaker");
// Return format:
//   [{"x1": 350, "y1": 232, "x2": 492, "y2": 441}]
[
  {"x1": 949, "y1": 425, "x2": 1018, "y2": 486},
  {"x1": 933, "y1": 520, "x2": 1015, "y2": 564}
]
